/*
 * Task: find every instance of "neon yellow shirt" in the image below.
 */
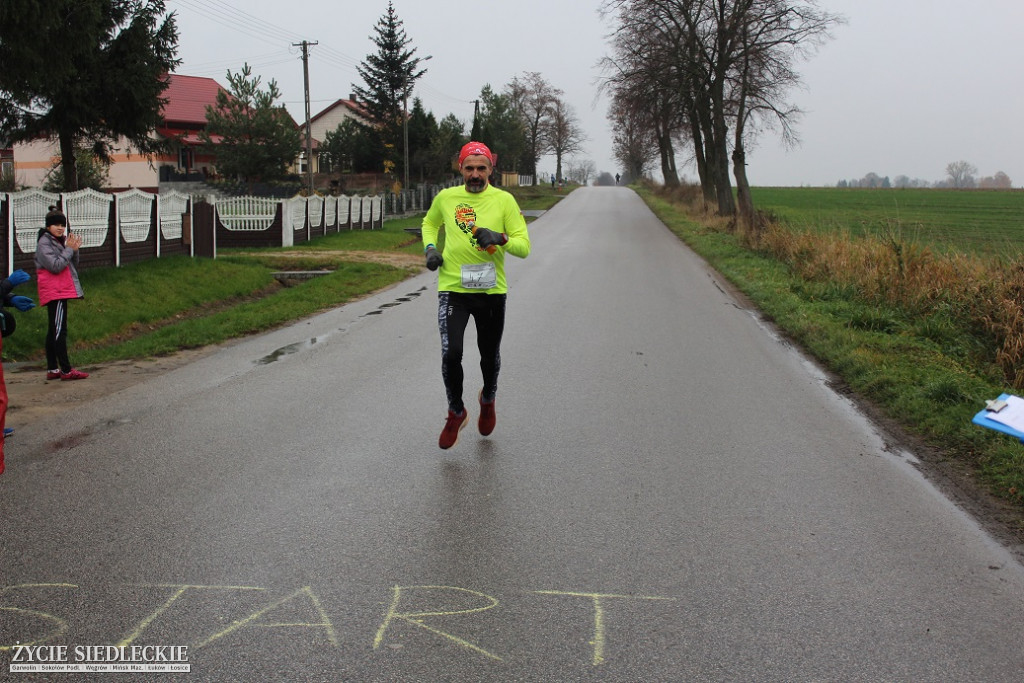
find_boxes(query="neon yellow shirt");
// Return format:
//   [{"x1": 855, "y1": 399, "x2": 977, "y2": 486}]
[{"x1": 421, "y1": 183, "x2": 531, "y2": 294}]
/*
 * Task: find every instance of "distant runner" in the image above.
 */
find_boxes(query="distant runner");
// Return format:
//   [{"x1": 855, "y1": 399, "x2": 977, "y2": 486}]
[{"x1": 421, "y1": 141, "x2": 531, "y2": 449}]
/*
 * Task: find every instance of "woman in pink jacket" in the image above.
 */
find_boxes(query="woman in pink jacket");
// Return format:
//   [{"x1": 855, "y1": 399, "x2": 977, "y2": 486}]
[{"x1": 35, "y1": 207, "x2": 88, "y2": 381}]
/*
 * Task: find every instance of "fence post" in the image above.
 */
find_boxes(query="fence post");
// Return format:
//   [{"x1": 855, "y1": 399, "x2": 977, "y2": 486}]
[
  {"x1": 153, "y1": 193, "x2": 160, "y2": 260},
  {"x1": 3, "y1": 193, "x2": 11, "y2": 275},
  {"x1": 192, "y1": 200, "x2": 216, "y2": 258},
  {"x1": 113, "y1": 192, "x2": 121, "y2": 267}
]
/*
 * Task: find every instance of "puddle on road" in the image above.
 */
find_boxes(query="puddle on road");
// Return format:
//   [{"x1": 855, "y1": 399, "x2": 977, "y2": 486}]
[
  {"x1": 257, "y1": 338, "x2": 321, "y2": 365},
  {"x1": 359, "y1": 288, "x2": 426, "y2": 318},
  {"x1": 257, "y1": 287, "x2": 428, "y2": 364}
]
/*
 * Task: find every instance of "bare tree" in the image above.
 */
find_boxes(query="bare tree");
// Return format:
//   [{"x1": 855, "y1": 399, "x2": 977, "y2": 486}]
[
  {"x1": 946, "y1": 160, "x2": 978, "y2": 189},
  {"x1": 566, "y1": 158, "x2": 598, "y2": 185},
  {"x1": 547, "y1": 97, "x2": 587, "y2": 185},
  {"x1": 607, "y1": 94, "x2": 657, "y2": 180},
  {"x1": 599, "y1": 5, "x2": 689, "y2": 188},
  {"x1": 601, "y1": 0, "x2": 841, "y2": 222},
  {"x1": 506, "y1": 72, "x2": 560, "y2": 184},
  {"x1": 979, "y1": 171, "x2": 1012, "y2": 189},
  {"x1": 730, "y1": 1, "x2": 839, "y2": 229}
]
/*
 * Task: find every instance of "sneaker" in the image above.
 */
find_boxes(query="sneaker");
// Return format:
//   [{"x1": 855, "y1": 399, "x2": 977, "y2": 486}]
[
  {"x1": 3, "y1": 427, "x2": 12, "y2": 438},
  {"x1": 478, "y1": 391, "x2": 496, "y2": 436},
  {"x1": 45, "y1": 370, "x2": 61, "y2": 380},
  {"x1": 60, "y1": 369, "x2": 89, "y2": 381},
  {"x1": 438, "y1": 409, "x2": 469, "y2": 450}
]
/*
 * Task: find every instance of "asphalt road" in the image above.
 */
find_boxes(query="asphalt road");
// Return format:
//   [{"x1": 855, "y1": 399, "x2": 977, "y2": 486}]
[{"x1": 2, "y1": 186, "x2": 1024, "y2": 681}]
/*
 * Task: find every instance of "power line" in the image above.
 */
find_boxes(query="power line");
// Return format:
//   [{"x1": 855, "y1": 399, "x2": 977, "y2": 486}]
[
  {"x1": 169, "y1": 0, "x2": 361, "y2": 71},
  {"x1": 169, "y1": 0, "x2": 299, "y2": 45},
  {"x1": 168, "y1": 0, "x2": 475, "y2": 115},
  {"x1": 184, "y1": 55, "x2": 297, "y2": 79}
]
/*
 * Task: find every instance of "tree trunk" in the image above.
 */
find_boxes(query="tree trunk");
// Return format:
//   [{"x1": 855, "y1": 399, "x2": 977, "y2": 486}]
[
  {"x1": 58, "y1": 131, "x2": 78, "y2": 192},
  {"x1": 691, "y1": 100, "x2": 718, "y2": 206},
  {"x1": 732, "y1": 143, "x2": 755, "y2": 234},
  {"x1": 732, "y1": 16, "x2": 755, "y2": 234},
  {"x1": 709, "y1": 85, "x2": 735, "y2": 217},
  {"x1": 660, "y1": 143, "x2": 679, "y2": 187},
  {"x1": 657, "y1": 132, "x2": 679, "y2": 187},
  {"x1": 689, "y1": 113, "x2": 714, "y2": 207}
]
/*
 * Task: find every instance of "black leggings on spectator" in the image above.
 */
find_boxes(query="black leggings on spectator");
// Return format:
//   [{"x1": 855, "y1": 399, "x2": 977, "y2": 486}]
[{"x1": 46, "y1": 299, "x2": 72, "y2": 373}]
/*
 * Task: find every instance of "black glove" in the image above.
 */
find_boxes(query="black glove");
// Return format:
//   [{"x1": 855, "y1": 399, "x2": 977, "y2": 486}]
[
  {"x1": 425, "y1": 246, "x2": 443, "y2": 271},
  {"x1": 474, "y1": 227, "x2": 508, "y2": 249}
]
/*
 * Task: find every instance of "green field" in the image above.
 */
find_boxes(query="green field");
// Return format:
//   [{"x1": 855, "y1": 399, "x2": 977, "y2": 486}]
[{"x1": 750, "y1": 187, "x2": 1024, "y2": 256}]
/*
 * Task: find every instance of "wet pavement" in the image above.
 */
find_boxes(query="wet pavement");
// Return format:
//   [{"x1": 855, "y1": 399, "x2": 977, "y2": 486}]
[{"x1": 2, "y1": 187, "x2": 1024, "y2": 680}]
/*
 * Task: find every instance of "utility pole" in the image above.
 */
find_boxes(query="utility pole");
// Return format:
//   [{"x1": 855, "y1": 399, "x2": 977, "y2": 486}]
[
  {"x1": 293, "y1": 39, "x2": 318, "y2": 195},
  {"x1": 471, "y1": 99, "x2": 481, "y2": 141},
  {"x1": 403, "y1": 83, "x2": 410, "y2": 191}
]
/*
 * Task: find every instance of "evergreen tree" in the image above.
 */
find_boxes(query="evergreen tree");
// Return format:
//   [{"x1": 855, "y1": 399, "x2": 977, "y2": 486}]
[
  {"x1": 351, "y1": 1, "x2": 427, "y2": 175},
  {"x1": 321, "y1": 119, "x2": 381, "y2": 174},
  {"x1": 407, "y1": 97, "x2": 437, "y2": 182},
  {"x1": 0, "y1": 0, "x2": 180, "y2": 190},
  {"x1": 43, "y1": 148, "x2": 110, "y2": 192},
  {"x1": 201, "y1": 64, "x2": 301, "y2": 193},
  {"x1": 429, "y1": 114, "x2": 466, "y2": 180}
]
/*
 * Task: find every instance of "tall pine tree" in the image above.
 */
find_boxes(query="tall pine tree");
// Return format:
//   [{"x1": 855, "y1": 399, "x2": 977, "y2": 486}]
[{"x1": 351, "y1": 1, "x2": 427, "y2": 176}]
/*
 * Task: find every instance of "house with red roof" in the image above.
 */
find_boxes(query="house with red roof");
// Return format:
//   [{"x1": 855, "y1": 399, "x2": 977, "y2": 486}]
[
  {"x1": 152, "y1": 74, "x2": 227, "y2": 183},
  {"x1": 9, "y1": 74, "x2": 303, "y2": 191}
]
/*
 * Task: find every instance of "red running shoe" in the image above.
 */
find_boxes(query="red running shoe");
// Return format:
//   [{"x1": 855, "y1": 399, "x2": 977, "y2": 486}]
[
  {"x1": 60, "y1": 369, "x2": 89, "y2": 381},
  {"x1": 438, "y1": 409, "x2": 468, "y2": 450},
  {"x1": 45, "y1": 370, "x2": 61, "y2": 380},
  {"x1": 478, "y1": 391, "x2": 496, "y2": 436}
]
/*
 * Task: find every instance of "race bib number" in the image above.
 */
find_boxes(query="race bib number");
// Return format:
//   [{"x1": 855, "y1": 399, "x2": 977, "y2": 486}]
[{"x1": 461, "y1": 262, "x2": 497, "y2": 289}]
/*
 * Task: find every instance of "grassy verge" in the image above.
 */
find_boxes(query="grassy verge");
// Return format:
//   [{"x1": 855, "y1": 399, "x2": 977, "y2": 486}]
[
  {"x1": 635, "y1": 185, "x2": 1024, "y2": 515},
  {"x1": 3, "y1": 185, "x2": 561, "y2": 366}
]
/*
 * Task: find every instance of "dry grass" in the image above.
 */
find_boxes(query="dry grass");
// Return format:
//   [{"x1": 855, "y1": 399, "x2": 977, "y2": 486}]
[{"x1": 754, "y1": 215, "x2": 1024, "y2": 390}]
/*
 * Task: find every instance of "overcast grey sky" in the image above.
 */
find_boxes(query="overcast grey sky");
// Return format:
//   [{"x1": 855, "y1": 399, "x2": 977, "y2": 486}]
[{"x1": 167, "y1": 0, "x2": 1024, "y2": 187}]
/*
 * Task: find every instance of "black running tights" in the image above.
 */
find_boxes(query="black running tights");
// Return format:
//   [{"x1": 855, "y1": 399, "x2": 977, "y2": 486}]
[{"x1": 437, "y1": 291, "x2": 506, "y2": 414}]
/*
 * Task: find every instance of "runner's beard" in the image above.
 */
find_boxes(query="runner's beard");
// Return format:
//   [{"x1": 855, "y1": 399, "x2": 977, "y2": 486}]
[{"x1": 466, "y1": 178, "x2": 487, "y2": 193}]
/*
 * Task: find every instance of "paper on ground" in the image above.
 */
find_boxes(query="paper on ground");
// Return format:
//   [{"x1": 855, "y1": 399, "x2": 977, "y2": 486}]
[{"x1": 985, "y1": 395, "x2": 1024, "y2": 433}]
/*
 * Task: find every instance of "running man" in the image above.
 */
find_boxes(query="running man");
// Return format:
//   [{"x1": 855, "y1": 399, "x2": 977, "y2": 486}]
[{"x1": 422, "y1": 141, "x2": 531, "y2": 449}]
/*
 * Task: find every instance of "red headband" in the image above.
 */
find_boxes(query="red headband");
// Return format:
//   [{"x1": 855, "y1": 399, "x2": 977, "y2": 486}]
[{"x1": 459, "y1": 141, "x2": 493, "y2": 166}]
